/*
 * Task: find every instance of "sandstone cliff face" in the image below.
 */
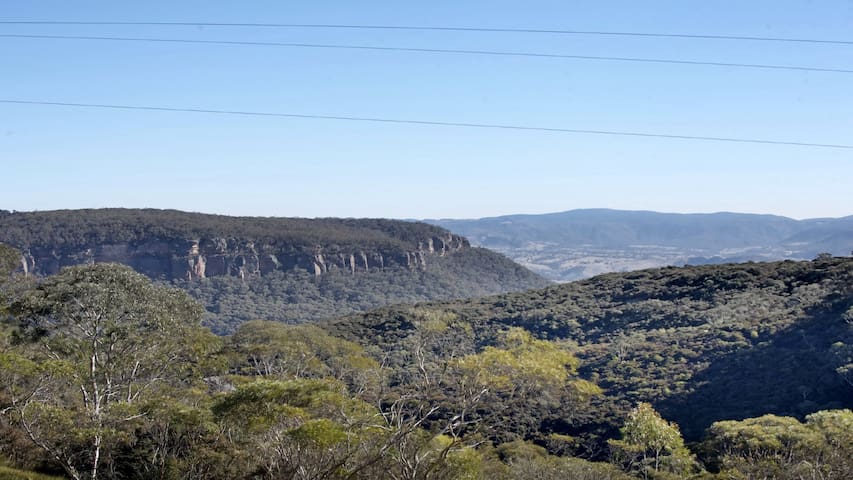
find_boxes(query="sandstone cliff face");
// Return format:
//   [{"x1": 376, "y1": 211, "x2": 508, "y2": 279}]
[{"x1": 19, "y1": 233, "x2": 469, "y2": 280}]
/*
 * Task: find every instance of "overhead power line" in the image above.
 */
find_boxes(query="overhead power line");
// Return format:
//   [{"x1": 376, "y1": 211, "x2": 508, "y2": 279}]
[
  {"x1": 2, "y1": 99, "x2": 851, "y2": 150},
  {"x1": 3, "y1": 34, "x2": 852, "y2": 75},
  {"x1": 1, "y1": 21, "x2": 851, "y2": 46}
]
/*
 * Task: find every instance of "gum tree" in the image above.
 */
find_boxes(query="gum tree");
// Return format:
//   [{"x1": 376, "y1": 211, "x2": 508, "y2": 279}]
[
  {"x1": 609, "y1": 403, "x2": 694, "y2": 479},
  {"x1": 2, "y1": 264, "x2": 217, "y2": 480}
]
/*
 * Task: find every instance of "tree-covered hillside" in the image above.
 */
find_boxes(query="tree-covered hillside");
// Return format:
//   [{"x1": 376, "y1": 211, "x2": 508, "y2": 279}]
[
  {"x1": 1, "y1": 250, "x2": 851, "y2": 479},
  {"x1": 0, "y1": 208, "x2": 444, "y2": 251},
  {"x1": 0, "y1": 210, "x2": 550, "y2": 333},
  {"x1": 183, "y1": 247, "x2": 548, "y2": 334},
  {"x1": 328, "y1": 256, "x2": 853, "y2": 441}
]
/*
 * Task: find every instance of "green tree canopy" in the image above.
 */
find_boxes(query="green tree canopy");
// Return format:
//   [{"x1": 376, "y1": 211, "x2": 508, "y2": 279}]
[
  {"x1": 2, "y1": 264, "x2": 219, "y2": 480},
  {"x1": 702, "y1": 410, "x2": 853, "y2": 479},
  {"x1": 609, "y1": 402, "x2": 694, "y2": 479},
  {"x1": 228, "y1": 320, "x2": 380, "y2": 395},
  {"x1": 0, "y1": 243, "x2": 20, "y2": 277}
]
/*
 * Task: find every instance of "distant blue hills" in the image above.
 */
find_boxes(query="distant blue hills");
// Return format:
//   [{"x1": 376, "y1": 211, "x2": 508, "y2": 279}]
[{"x1": 427, "y1": 209, "x2": 852, "y2": 281}]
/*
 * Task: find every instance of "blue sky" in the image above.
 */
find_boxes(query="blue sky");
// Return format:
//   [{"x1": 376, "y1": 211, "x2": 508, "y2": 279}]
[{"x1": 1, "y1": 1, "x2": 851, "y2": 219}]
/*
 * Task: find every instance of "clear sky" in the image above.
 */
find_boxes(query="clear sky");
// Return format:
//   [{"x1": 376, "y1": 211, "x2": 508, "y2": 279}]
[{"x1": 1, "y1": 1, "x2": 851, "y2": 220}]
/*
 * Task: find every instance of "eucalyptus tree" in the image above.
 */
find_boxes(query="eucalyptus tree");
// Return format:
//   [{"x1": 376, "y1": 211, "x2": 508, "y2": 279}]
[
  {"x1": 702, "y1": 410, "x2": 853, "y2": 479},
  {"x1": 1, "y1": 263, "x2": 219, "y2": 480},
  {"x1": 608, "y1": 403, "x2": 694, "y2": 479},
  {"x1": 229, "y1": 320, "x2": 381, "y2": 397},
  {"x1": 450, "y1": 327, "x2": 601, "y2": 441}
]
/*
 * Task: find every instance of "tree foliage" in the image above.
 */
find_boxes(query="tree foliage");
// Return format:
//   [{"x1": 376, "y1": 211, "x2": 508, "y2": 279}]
[
  {"x1": 0, "y1": 257, "x2": 851, "y2": 479},
  {"x1": 701, "y1": 410, "x2": 853, "y2": 479},
  {"x1": 0, "y1": 208, "x2": 451, "y2": 252},
  {"x1": 608, "y1": 403, "x2": 694, "y2": 478},
  {"x1": 330, "y1": 257, "x2": 853, "y2": 444},
  {"x1": 228, "y1": 320, "x2": 381, "y2": 396},
  {"x1": 0, "y1": 243, "x2": 20, "y2": 278},
  {"x1": 1, "y1": 264, "x2": 220, "y2": 480},
  {"x1": 182, "y1": 247, "x2": 549, "y2": 334}
]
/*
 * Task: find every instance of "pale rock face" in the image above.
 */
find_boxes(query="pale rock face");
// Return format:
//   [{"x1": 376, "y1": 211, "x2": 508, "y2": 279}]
[
  {"x1": 190, "y1": 254, "x2": 206, "y2": 280},
  {"x1": 18, "y1": 234, "x2": 470, "y2": 280},
  {"x1": 313, "y1": 252, "x2": 326, "y2": 276},
  {"x1": 20, "y1": 253, "x2": 34, "y2": 276}
]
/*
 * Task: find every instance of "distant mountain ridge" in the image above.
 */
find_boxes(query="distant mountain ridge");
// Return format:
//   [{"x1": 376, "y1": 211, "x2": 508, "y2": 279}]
[
  {"x1": 428, "y1": 209, "x2": 853, "y2": 281},
  {"x1": 0, "y1": 209, "x2": 549, "y2": 333}
]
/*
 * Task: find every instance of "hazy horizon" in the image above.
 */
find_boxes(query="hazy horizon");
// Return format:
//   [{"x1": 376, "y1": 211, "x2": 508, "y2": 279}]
[{"x1": 4, "y1": 205, "x2": 851, "y2": 222}]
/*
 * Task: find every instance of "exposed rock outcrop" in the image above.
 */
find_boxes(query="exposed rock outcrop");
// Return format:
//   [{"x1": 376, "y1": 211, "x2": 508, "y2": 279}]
[{"x1": 18, "y1": 233, "x2": 470, "y2": 280}]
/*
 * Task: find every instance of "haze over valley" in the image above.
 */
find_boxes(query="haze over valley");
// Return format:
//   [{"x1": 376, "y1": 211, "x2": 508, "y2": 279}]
[{"x1": 430, "y1": 209, "x2": 853, "y2": 281}]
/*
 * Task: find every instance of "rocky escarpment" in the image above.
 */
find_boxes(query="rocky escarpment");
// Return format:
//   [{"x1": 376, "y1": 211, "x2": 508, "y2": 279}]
[
  {"x1": 2, "y1": 210, "x2": 551, "y2": 334},
  {"x1": 0, "y1": 209, "x2": 476, "y2": 281},
  {"x1": 17, "y1": 233, "x2": 469, "y2": 281},
  {"x1": 0, "y1": 209, "x2": 548, "y2": 334}
]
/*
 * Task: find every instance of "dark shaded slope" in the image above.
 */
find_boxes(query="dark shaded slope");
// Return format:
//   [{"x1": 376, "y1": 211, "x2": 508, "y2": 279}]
[
  {"x1": 327, "y1": 257, "x2": 853, "y2": 442},
  {"x1": 660, "y1": 307, "x2": 851, "y2": 439}
]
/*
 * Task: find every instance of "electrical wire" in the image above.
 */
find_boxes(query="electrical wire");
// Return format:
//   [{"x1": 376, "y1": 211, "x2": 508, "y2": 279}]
[
  {"x1": 1, "y1": 21, "x2": 851, "y2": 46},
  {"x1": 2, "y1": 99, "x2": 851, "y2": 150},
  {"x1": 2, "y1": 34, "x2": 851, "y2": 74}
]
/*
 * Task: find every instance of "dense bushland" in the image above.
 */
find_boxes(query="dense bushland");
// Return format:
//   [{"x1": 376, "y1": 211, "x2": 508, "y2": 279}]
[{"x1": 1, "y1": 246, "x2": 851, "y2": 478}]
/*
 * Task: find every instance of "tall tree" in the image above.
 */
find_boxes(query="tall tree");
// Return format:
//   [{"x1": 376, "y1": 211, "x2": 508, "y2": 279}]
[
  {"x1": 608, "y1": 403, "x2": 694, "y2": 479},
  {"x1": 1, "y1": 264, "x2": 218, "y2": 480}
]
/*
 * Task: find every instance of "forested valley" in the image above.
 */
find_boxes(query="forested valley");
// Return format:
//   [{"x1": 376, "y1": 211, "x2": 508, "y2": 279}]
[{"x1": 1, "y1": 242, "x2": 851, "y2": 479}]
